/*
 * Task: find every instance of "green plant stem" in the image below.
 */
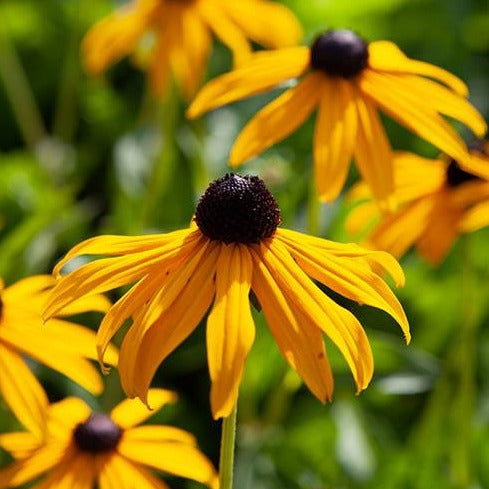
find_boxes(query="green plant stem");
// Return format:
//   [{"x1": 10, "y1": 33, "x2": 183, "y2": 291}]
[
  {"x1": 0, "y1": 27, "x2": 45, "y2": 148},
  {"x1": 307, "y1": 177, "x2": 320, "y2": 236},
  {"x1": 219, "y1": 403, "x2": 238, "y2": 489}
]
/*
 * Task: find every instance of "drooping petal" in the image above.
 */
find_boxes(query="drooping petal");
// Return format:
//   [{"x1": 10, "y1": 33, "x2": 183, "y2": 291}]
[
  {"x1": 117, "y1": 438, "x2": 218, "y2": 489},
  {"x1": 229, "y1": 73, "x2": 321, "y2": 166},
  {"x1": 276, "y1": 234, "x2": 410, "y2": 342},
  {"x1": 81, "y1": 0, "x2": 160, "y2": 74},
  {"x1": 118, "y1": 243, "x2": 219, "y2": 403},
  {"x1": 314, "y1": 77, "x2": 357, "y2": 201},
  {"x1": 148, "y1": 13, "x2": 172, "y2": 97},
  {"x1": 187, "y1": 47, "x2": 310, "y2": 118},
  {"x1": 44, "y1": 229, "x2": 200, "y2": 319},
  {"x1": 197, "y1": 0, "x2": 252, "y2": 67},
  {"x1": 250, "y1": 248, "x2": 333, "y2": 402},
  {"x1": 359, "y1": 70, "x2": 469, "y2": 163},
  {"x1": 460, "y1": 201, "x2": 489, "y2": 232},
  {"x1": 368, "y1": 40, "x2": 468, "y2": 96},
  {"x1": 219, "y1": 0, "x2": 303, "y2": 49},
  {"x1": 110, "y1": 389, "x2": 177, "y2": 429},
  {"x1": 0, "y1": 343, "x2": 48, "y2": 437},
  {"x1": 207, "y1": 244, "x2": 255, "y2": 419},
  {"x1": 387, "y1": 74, "x2": 486, "y2": 137},
  {"x1": 260, "y1": 240, "x2": 374, "y2": 392}
]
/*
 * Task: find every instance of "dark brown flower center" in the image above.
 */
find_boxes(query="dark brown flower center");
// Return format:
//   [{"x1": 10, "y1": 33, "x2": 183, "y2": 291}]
[
  {"x1": 195, "y1": 174, "x2": 281, "y2": 244},
  {"x1": 445, "y1": 159, "x2": 480, "y2": 187},
  {"x1": 73, "y1": 414, "x2": 122, "y2": 454},
  {"x1": 310, "y1": 30, "x2": 368, "y2": 78}
]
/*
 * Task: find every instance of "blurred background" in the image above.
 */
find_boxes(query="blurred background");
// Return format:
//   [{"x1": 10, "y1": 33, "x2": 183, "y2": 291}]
[{"x1": 0, "y1": 0, "x2": 489, "y2": 488}]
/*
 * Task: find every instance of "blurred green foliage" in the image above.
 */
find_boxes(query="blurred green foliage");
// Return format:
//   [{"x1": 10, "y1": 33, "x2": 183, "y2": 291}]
[{"x1": 0, "y1": 0, "x2": 488, "y2": 488}]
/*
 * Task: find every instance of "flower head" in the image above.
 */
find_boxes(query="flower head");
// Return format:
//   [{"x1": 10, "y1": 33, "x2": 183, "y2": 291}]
[
  {"x1": 82, "y1": 0, "x2": 303, "y2": 99},
  {"x1": 0, "y1": 275, "x2": 117, "y2": 437},
  {"x1": 44, "y1": 174, "x2": 409, "y2": 419},
  {"x1": 0, "y1": 389, "x2": 218, "y2": 489},
  {"x1": 345, "y1": 142, "x2": 489, "y2": 264},
  {"x1": 188, "y1": 30, "x2": 487, "y2": 205}
]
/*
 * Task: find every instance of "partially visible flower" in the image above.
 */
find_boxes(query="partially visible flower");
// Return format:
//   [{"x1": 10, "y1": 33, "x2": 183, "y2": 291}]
[
  {"x1": 0, "y1": 388, "x2": 218, "y2": 489},
  {"x1": 0, "y1": 275, "x2": 117, "y2": 437},
  {"x1": 345, "y1": 142, "x2": 489, "y2": 265},
  {"x1": 44, "y1": 174, "x2": 409, "y2": 420},
  {"x1": 188, "y1": 30, "x2": 486, "y2": 205},
  {"x1": 82, "y1": 0, "x2": 303, "y2": 99}
]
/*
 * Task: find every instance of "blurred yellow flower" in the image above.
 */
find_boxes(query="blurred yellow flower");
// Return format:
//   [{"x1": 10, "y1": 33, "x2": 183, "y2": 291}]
[
  {"x1": 0, "y1": 388, "x2": 218, "y2": 489},
  {"x1": 82, "y1": 0, "x2": 303, "y2": 99},
  {"x1": 0, "y1": 275, "x2": 117, "y2": 438},
  {"x1": 44, "y1": 174, "x2": 409, "y2": 420},
  {"x1": 345, "y1": 142, "x2": 489, "y2": 265},
  {"x1": 188, "y1": 30, "x2": 487, "y2": 206}
]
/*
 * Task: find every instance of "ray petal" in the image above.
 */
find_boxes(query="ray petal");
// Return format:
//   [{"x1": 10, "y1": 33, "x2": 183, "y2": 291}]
[
  {"x1": 230, "y1": 72, "x2": 320, "y2": 166},
  {"x1": 314, "y1": 77, "x2": 357, "y2": 201},
  {"x1": 460, "y1": 201, "x2": 489, "y2": 232},
  {"x1": 0, "y1": 432, "x2": 40, "y2": 459},
  {"x1": 123, "y1": 425, "x2": 197, "y2": 445},
  {"x1": 187, "y1": 47, "x2": 311, "y2": 118}
]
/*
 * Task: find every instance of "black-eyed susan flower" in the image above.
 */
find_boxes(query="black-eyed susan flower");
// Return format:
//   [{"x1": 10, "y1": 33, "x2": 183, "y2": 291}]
[
  {"x1": 44, "y1": 174, "x2": 410, "y2": 419},
  {"x1": 345, "y1": 142, "x2": 489, "y2": 265},
  {"x1": 82, "y1": 0, "x2": 302, "y2": 99},
  {"x1": 0, "y1": 275, "x2": 117, "y2": 437},
  {"x1": 187, "y1": 30, "x2": 487, "y2": 205},
  {"x1": 0, "y1": 388, "x2": 218, "y2": 489}
]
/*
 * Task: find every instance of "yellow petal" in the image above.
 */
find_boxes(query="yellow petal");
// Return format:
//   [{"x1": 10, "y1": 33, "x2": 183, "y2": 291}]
[
  {"x1": 197, "y1": 0, "x2": 252, "y2": 67},
  {"x1": 187, "y1": 46, "x2": 310, "y2": 118},
  {"x1": 117, "y1": 438, "x2": 218, "y2": 489},
  {"x1": 123, "y1": 425, "x2": 197, "y2": 445},
  {"x1": 0, "y1": 343, "x2": 48, "y2": 437},
  {"x1": 2, "y1": 275, "x2": 54, "y2": 301},
  {"x1": 230, "y1": 73, "x2": 321, "y2": 166},
  {"x1": 277, "y1": 235, "x2": 410, "y2": 343},
  {"x1": 353, "y1": 89, "x2": 395, "y2": 208},
  {"x1": 460, "y1": 201, "x2": 489, "y2": 232},
  {"x1": 260, "y1": 239, "x2": 374, "y2": 393},
  {"x1": 251, "y1": 248, "x2": 333, "y2": 402},
  {"x1": 0, "y1": 432, "x2": 40, "y2": 459},
  {"x1": 359, "y1": 70, "x2": 469, "y2": 163},
  {"x1": 110, "y1": 389, "x2": 177, "y2": 429},
  {"x1": 368, "y1": 40, "x2": 468, "y2": 96},
  {"x1": 219, "y1": 0, "x2": 303, "y2": 48},
  {"x1": 314, "y1": 77, "x2": 357, "y2": 201},
  {"x1": 81, "y1": 0, "x2": 160, "y2": 74},
  {"x1": 47, "y1": 397, "x2": 91, "y2": 440},
  {"x1": 0, "y1": 443, "x2": 67, "y2": 489},
  {"x1": 344, "y1": 200, "x2": 379, "y2": 237},
  {"x1": 118, "y1": 243, "x2": 219, "y2": 403},
  {"x1": 207, "y1": 244, "x2": 255, "y2": 419}
]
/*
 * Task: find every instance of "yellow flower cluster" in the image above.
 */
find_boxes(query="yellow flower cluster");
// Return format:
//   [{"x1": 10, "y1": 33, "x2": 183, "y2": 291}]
[{"x1": 1, "y1": 1, "x2": 488, "y2": 488}]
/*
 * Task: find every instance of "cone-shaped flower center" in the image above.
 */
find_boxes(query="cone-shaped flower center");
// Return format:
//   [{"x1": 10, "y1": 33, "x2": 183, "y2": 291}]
[
  {"x1": 195, "y1": 174, "x2": 281, "y2": 244},
  {"x1": 310, "y1": 30, "x2": 368, "y2": 78},
  {"x1": 73, "y1": 414, "x2": 122, "y2": 453},
  {"x1": 446, "y1": 159, "x2": 480, "y2": 187}
]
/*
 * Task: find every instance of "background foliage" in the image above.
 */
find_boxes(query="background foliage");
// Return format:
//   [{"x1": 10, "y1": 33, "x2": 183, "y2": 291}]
[{"x1": 0, "y1": 0, "x2": 489, "y2": 488}]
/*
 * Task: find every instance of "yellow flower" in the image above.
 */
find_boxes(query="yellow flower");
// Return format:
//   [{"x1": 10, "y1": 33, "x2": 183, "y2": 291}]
[
  {"x1": 0, "y1": 275, "x2": 117, "y2": 438},
  {"x1": 82, "y1": 0, "x2": 303, "y2": 99},
  {"x1": 188, "y1": 30, "x2": 487, "y2": 205},
  {"x1": 44, "y1": 174, "x2": 409, "y2": 419},
  {"x1": 345, "y1": 142, "x2": 489, "y2": 265},
  {"x1": 0, "y1": 388, "x2": 218, "y2": 489}
]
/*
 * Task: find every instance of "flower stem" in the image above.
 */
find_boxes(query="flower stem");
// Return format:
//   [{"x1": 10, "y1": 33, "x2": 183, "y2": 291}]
[
  {"x1": 0, "y1": 26, "x2": 45, "y2": 148},
  {"x1": 219, "y1": 403, "x2": 238, "y2": 489},
  {"x1": 307, "y1": 177, "x2": 320, "y2": 236}
]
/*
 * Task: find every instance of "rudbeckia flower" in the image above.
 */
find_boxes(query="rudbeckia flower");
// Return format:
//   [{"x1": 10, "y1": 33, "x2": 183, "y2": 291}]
[
  {"x1": 44, "y1": 174, "x2": 410, "y2": 419},
  {"x1": 188, "y1": 30, "x2": 487, "y2": 204},
  {"x1": 345, "y1": 142, "x2": 489, "y2": 265},
  {"x1": 82, "y1": 0, "x2": 303, "y2": 99},
  {"x1": 0, "y1": 275, "x2": 117, "y2": 438},
  {"x1": 0, "y1": 388, "x2": 218, "y2": 489}
]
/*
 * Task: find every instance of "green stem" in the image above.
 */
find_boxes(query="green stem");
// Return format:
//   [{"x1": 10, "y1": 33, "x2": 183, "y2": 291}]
[
  {"x1": 0, "y1": 26, "x2": 46, "y2": 148},
  {"x1": 219, "y1": 403, "x2": 238, "y2": 489}
]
